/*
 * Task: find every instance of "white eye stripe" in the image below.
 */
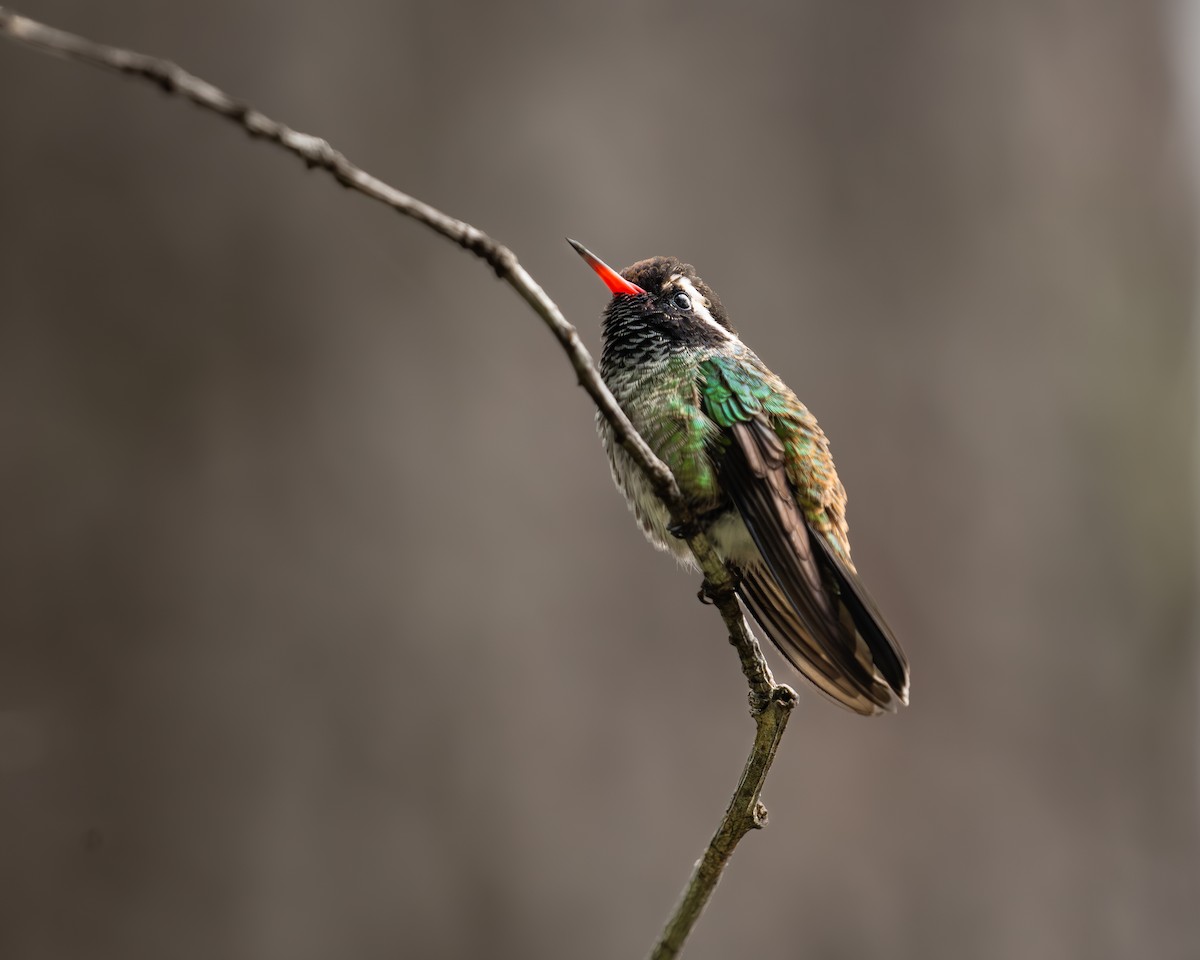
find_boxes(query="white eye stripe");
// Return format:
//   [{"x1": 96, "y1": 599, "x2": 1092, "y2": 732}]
[
  {"x1": 673, "y1": 276, "x2": 729, "y2": 340},
  {"x1": 667, "y1": 275, "x2": 710, "y2": 311}
]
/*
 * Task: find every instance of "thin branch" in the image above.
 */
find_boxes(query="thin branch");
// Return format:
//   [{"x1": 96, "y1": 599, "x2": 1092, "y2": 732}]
[
  {"x1": 0, "y1": 9, "x2": 797, "y2": 957},
  {"x1": 650, "y1": 685, "x2": 796, "y2": 960}
]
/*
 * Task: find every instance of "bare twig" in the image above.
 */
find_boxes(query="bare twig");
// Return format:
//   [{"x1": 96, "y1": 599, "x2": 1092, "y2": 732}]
[
  {"x1": 0, "y1": 9, "x2": 797, "y2": 957},
  {"x1": 649, "y1": 684, "x2": 796, "y2": 960}
]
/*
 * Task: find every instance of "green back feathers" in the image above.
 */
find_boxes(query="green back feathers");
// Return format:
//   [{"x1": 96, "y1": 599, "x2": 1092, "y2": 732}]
[
  {"x1": 698, "y1": 356, "x2": 774, "y2": 428},
  {"x1": 698, "y1": 353, "x2": 850, "y2": 554}
]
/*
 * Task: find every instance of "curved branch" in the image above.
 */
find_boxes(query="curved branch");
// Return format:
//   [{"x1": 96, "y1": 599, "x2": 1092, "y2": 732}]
[{"x1": 0, "y1": 8, "x2": 797, "y2": 956}]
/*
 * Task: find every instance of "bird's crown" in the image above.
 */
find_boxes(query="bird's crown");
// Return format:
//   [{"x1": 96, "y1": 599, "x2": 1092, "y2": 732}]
[{"x1": 620, "y1": 257, "x2": 733, "y2": 332}]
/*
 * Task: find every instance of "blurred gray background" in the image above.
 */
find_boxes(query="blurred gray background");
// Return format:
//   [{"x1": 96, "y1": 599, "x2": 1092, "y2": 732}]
[{"x1": 1, "y1": 2, "x2": 1197, "y2": 958}]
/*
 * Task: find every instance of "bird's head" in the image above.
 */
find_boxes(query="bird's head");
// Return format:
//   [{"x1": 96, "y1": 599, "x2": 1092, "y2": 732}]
[{"x1": 568, "y1": 239, "x2": 736, "y2": 356}]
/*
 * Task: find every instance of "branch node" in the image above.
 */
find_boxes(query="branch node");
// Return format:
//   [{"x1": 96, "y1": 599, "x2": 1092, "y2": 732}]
[
  {"x1": 228, "y1": 99, "x2": 252, "y2": 127},
  {"x1": 459, "y1": 227, "x2": 515, "y2": 278},
  {"x1": 750, "y1": 802, "x2": 769, "y2": 829},
  {"x1": 747, "y1": 688, "x2": 770, "y2": 716},
  {"x1": 125, "y1": 58, "x2": 175, "y2": 94},
  {"x1": 770, "y1": 684, "x2": 798, "y2": 710}
]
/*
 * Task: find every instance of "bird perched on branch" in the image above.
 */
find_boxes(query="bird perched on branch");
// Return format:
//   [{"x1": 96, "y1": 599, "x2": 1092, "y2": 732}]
[{"x1": 570, "y1": 239, "x2": 909, "y2": 716}]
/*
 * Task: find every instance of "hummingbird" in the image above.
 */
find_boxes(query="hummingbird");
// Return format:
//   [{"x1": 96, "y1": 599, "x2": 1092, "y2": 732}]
[{"x1": 569, "y1": 239, "x2": 909, "y2": 715}]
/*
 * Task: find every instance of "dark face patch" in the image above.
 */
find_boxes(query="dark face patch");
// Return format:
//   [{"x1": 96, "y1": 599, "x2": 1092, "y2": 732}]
[
  {"x1": 599, "y1": 256, "x2": 735, "y2": 368},
  {"x1": 620, "y1": 257, "x2": 733, "y2": 331}
]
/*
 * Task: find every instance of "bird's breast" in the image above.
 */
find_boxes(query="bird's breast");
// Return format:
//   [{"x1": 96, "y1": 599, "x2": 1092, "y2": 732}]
[{"x1": 597, "y1": 356, "x2": 754, "y2": 568}]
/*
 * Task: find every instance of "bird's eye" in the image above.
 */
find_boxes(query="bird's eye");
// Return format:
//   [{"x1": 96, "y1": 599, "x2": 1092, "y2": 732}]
[{"x1": 671, "y1": 292, "x2": 692, "y2": 311}]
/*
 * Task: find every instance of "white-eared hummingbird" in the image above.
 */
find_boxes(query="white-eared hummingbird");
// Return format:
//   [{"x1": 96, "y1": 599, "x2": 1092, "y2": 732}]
[{"x1": 570, "y1": 239, "x2": 909, "y2": 715}]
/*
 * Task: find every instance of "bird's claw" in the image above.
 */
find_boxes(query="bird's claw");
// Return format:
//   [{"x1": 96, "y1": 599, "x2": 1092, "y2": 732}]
[
  {"x1": 667, "y1": 518, "x2": 700, "y2": 541},
  {"x1": 697, "y1": 566, "x2": 741, "y2": 606}
]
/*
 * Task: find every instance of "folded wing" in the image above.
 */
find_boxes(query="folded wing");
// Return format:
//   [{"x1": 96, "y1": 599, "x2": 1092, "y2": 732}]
[{"x1": 720, "y1": 417, "x2": 909, "y2": 715}]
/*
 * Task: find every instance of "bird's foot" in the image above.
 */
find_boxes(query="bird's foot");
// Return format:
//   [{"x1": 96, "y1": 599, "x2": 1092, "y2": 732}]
[
  {"x1": 669, "y1": 505, "x2": 726, "y2": 542},
  {"x1": 697, "y1": 564, "x2": 741, "y2": 605},
  {"x1": 667, "y1": 517, "x2": 701, "y2": 541}
]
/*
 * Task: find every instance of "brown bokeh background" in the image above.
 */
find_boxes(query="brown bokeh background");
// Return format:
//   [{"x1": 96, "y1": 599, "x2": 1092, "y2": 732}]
[{"x1": 1, "y1": 2, "x2": 1197, "y2": 958}]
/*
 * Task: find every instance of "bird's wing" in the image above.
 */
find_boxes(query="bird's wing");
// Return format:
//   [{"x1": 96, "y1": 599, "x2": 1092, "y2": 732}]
[
  {"x1": 699, "y1": 361, "x2": 908, "y2": 714},
  {"x1": 805, "y1": 518, "x2": 909, "y2": 703},
  {"x1": 737, "y1": 560, "x2": 889, "y2": 715}
]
